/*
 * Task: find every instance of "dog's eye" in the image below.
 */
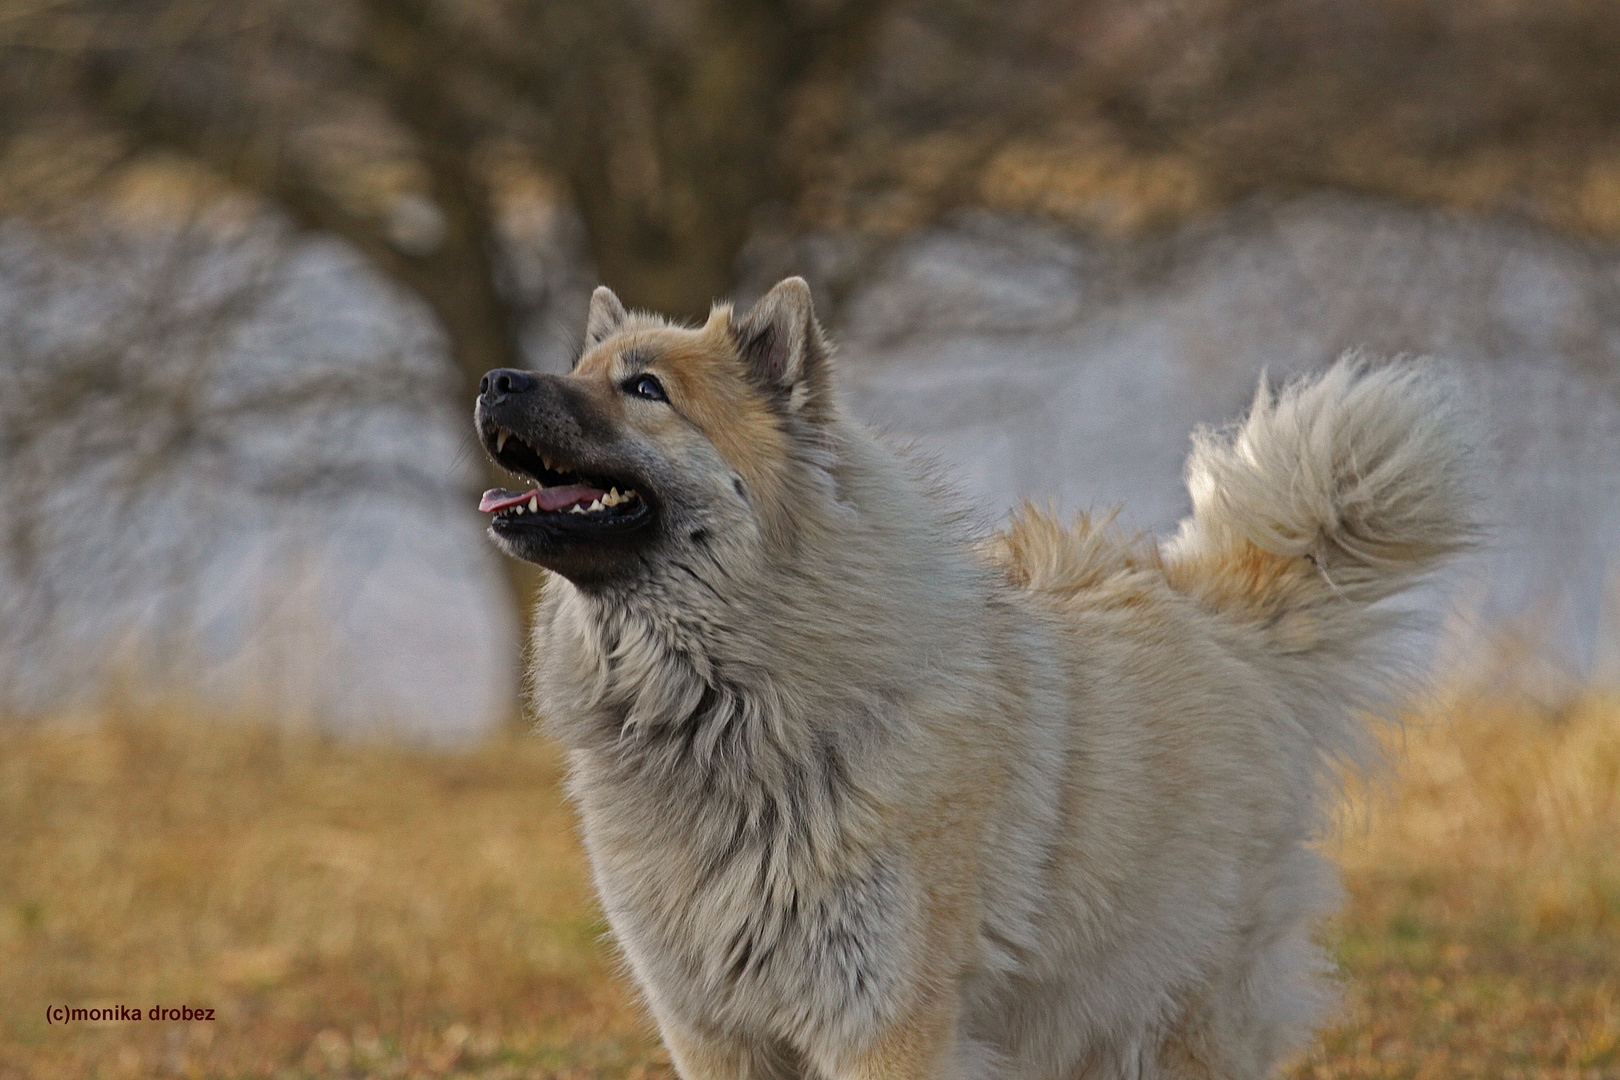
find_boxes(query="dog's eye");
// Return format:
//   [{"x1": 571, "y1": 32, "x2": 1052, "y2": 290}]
[{"x1": 624, "y1": 373, "x2": 668, "y2": 402}]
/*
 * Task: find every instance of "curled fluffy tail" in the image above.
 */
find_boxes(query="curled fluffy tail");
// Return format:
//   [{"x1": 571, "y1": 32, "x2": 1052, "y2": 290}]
[{"x1": 1163, "y1": 359, "x2": 1478, "y2": 620}]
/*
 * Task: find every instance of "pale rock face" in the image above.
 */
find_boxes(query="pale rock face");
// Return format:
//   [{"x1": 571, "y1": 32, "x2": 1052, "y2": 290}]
[{"x1": 0, "y1": 229, "x2": 517, "y2": 740}]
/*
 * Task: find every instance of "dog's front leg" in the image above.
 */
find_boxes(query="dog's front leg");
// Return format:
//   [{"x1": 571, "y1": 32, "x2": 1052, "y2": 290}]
[
  {"x1": 811, "y1": 990, "x2": 967, "y2": 1080},
  {"x1": 660, "y1": 1019, "x2": 805, "y2": 1080}
]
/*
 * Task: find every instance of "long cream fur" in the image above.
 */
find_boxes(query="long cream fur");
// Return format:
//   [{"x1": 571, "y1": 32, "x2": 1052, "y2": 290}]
[{"x1": 523, "y1": 281, "x2": 1477, "y2": 1080}]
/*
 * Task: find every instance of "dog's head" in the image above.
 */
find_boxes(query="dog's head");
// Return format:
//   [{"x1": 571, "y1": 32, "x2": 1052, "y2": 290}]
[{"x1": 474, "y1": 277, "x2": 839, "y2": 586}]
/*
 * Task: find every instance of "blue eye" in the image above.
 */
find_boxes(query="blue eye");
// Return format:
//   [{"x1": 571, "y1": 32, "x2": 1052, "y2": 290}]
[{"x1": 625, "y1": 373, "x2": 668, "y2": 402}]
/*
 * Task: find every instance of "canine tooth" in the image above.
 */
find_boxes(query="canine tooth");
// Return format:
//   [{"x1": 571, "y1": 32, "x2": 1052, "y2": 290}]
[
  {"x1": 528, "y1": 495, "x2": 539, "y2": 512},
  {"x1": 496, "y1": 430, "x2": 508, "y2": 452},
  {"x1": 588, "y1": 499, "x2": 605, "y2": 512}
]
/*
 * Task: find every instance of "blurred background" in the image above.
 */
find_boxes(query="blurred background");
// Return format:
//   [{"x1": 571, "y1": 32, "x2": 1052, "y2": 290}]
[
  {"x1": 1, "y1": 0, "x2": 1619, "y2": 736},
  {"x1": 2, "y1": 3, "x2": 1619, "y2": 1077}
]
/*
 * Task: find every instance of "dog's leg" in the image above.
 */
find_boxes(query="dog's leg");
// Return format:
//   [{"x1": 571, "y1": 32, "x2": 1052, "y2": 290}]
[
  {"x1": 661, "y1": 1021, "x2": 805, "y2": 1080},
  {"x1": 812, "y1": 991, "x2": 966, "y2": 1080}
]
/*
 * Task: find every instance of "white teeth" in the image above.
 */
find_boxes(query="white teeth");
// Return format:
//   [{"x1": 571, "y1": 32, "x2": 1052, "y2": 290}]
[
  {"x1": 541, "y1": 454, "x2": 554, "y2": 471},
  {"x1": 496, "y1": 431, "x2": 508, "y2": 452},
  {"x1": 569, "y1": 504, "x2": 587, "y2": 514},
  {"x1": 513, "y1": 505, "x2": 525, "y2": 515},
  {"x1": 528, "y1": 495, "x2": 539, "y2": 512},
  {"x1": 588, "y1": 499, "x2": 605, "y2": 512}
]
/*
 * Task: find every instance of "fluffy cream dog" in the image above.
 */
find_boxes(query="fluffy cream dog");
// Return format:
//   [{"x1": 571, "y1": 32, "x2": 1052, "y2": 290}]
[{"x1": 472, "y1": 277, "x2": 1476, "y2": 1079}]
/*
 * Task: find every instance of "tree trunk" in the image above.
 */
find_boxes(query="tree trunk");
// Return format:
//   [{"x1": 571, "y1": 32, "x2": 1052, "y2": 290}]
[
  {"x1": 361, "y1": 0, "x2": 550, "y2": 728},
  {"x1": 552, "y1": 0, "x2": 888, "y2": 318}
]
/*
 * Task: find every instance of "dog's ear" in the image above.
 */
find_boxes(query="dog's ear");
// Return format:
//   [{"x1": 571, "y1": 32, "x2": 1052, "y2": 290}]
[
  {"x1": 732, "y1": 277, "x2": 834, "y2": 419},
  {"x1": 584, "y1": 285, "x2": 628, "y2": 348}
]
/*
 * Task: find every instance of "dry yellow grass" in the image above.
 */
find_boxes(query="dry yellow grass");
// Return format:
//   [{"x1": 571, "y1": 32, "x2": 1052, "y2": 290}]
[
  {"x1": 0, "y1": 708, "x2": 666, "y2": 1079},
  {"x1": 0, "y1": 684, "x2": 1615, "y2": 1078},
  {"x1": 1295, "y1": 685, "x2": 1620, "y2": 1080}
]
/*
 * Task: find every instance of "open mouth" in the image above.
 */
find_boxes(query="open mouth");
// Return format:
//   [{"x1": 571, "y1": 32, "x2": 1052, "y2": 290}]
[{"x1": 479, "y1": 424, "x2": 652, "y2": 532}]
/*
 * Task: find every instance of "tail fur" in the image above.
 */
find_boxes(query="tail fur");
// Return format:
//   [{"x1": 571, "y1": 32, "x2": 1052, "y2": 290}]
[{"x1": 1162, "y1": 358, "x2": 1478, "y2": 617}]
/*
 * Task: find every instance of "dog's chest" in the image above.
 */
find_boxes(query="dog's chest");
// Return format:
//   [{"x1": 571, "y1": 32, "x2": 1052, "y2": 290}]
[{"x1": 570, "y1": 746, "x2": 906, "y2": 1040}]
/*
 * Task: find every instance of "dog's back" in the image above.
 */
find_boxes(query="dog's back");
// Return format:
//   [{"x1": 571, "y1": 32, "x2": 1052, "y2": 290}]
[{"x1": 995, "y1": 360, "x2": 1474, "y2": 765}]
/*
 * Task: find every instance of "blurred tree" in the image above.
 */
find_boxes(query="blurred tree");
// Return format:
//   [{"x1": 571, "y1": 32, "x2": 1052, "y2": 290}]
[
  {"x1": 19, "y1": 0, "x2": 893, "y2": 380},
  {"x1": 4, "y1": 0, "x2": 1619, "y2": 703},
  {"x1": 7, "y1": 0, "x2": 1620, "y2": 383}
]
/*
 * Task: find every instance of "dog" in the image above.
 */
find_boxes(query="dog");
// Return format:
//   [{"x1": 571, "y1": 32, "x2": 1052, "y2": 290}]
[{"x1": 472, "y1": 277, "x2": 1475, "y2": 1079}]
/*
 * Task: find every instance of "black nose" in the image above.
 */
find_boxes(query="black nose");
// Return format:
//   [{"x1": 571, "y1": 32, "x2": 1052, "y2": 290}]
[{"x1": 479, "y1": 368, "x2": 534, "y2": 403}]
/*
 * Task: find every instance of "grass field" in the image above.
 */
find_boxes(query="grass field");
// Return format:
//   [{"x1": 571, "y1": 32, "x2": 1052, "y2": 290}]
[{"x1": 1, "y1": 683, "x2": 1615, "y2": 1079}]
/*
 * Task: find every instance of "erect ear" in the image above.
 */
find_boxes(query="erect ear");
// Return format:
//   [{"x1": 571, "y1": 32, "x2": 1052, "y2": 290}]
[
  {"x1": 731, "y1": 277, "x2": 834, "y2": 418},
  {"x1": 584, "y1": 285, "x2": 628, "y2": 348}
]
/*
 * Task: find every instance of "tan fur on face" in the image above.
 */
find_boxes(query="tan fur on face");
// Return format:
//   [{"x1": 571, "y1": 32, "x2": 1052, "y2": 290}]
[{"x1": 571, "y1": 308, "x2": 803, "y2": 546}]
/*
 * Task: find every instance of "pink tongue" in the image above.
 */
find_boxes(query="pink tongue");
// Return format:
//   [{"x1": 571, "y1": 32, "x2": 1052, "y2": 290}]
[{"x1": 479, "y1": 485, "x2": 604, "y2": 513}]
